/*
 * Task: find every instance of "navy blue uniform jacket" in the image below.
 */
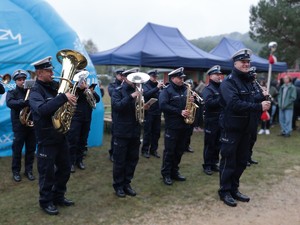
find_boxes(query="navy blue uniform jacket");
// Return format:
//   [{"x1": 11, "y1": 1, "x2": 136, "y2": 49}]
[
  {"x1": 111, "y1": 82, "x2": 141, "y2": 138},
  {"x1": 219, "y1": 69, "x2": 261, "y2": 132},
  {"x1": 6, "y1": 86, "x2": 32, "y2": 132},
  {"x1": 159, "y1": 82, "x2": 190, "y2": 129},
  {"x1": 29, "y1": 80, "x2": 68, "y2": 145}
]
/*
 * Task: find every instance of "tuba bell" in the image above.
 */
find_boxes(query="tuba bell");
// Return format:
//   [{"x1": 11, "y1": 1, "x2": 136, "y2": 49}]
[
  {"x1": 0, "y1": 73, "x2": 11, "y2": 85},
  {"x1": 52, "y1": 49, "x2": 87, "y2": 134},
  {"x1": 127, "y1": 72, "x2": 150, "y2": 124}
]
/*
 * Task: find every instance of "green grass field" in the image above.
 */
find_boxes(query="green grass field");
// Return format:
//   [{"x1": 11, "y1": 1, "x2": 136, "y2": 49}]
[{"x1": 1, "y1": 90, "x2": 300, "y2": 225}]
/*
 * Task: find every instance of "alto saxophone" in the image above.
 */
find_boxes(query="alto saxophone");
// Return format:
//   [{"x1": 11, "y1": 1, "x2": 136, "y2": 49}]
[{"x1": 184, "y1": 82, "x2": 199, "y2": 124}]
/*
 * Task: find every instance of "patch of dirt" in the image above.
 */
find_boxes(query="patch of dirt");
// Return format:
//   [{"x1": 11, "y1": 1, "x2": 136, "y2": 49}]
[{"x1": 129, "y1": 166, "x2": 300, "y2": 225}]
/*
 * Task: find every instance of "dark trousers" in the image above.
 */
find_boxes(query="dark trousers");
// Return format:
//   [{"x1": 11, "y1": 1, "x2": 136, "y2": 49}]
[
  {"x1": 67, "y1": 120, "x2": 91, "y2": 165},
  {"x1": 219, "y1": 131, "x2": 250, "y2": 194},
  {"x1": 37, "y1": 141, "x2": 71, "y2": 207},
  {"x1": 11, "y1": 130, "x2": 36, "y2": 173},
  {"x1": 141, "y1": 114, "x2": 161, "y2": 153},
  {"x1": 108, "y1": 122, "x2": 114, "y2": 156},
  {"x1": 203, "y1": 118, "x2": 220, "y2": 168},
  {"x1": 249, "y1": 123, "x2": 258, "y2": 161},
  {"x1": 161, "y1": 128, "x2": 190, "y2": 177},
  {"x1": 112, "y1": 137, "x2": 140, "y2": 190}
]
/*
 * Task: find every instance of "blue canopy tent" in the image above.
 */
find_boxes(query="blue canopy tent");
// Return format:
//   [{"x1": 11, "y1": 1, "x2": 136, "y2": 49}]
[
  {"x1": 0, "y1": 0, "x2": 104, "y2": 157},
  {"x1": 90, "y1": 23, "x2": 232, "y2": 70},
  {"x1": 210, "y1": 37, "x2": 288, "y2": 72}
]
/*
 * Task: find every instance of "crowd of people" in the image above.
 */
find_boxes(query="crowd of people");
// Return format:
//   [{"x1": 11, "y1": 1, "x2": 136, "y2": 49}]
[{"x1": 2, "y1": 48, "x2": 299, "y2": 215}]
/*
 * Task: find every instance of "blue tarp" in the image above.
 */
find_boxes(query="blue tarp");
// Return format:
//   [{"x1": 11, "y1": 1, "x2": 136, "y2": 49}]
[
  {"x1": 90, "y1": 23, "x2": 232, "y2": 70},
  {"x1": 0, "y1": 0, "x2": 104, "y2": 157},
  {"x1": 210, "y1": 37, "x2": 288, "y2": 72}
]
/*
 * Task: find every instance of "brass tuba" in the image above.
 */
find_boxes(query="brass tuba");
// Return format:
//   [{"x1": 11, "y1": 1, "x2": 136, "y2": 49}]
[
  {"x1": 127, "y1": 72, "x2": 150, "y2": 124},
  {"x1": 52, "y1": 49, "x2": 87, "y2": 134},
  {"x1": 184, "y1": 82, "x2": 199, "y2": 124}
]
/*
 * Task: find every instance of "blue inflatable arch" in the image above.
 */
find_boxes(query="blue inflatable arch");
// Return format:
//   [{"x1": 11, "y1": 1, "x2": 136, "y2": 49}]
[{"x1": 0, "y1": 0, "x2": 104, "y2": 156}]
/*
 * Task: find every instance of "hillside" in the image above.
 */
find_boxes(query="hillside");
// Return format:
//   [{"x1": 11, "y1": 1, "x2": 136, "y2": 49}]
[{"x1": 189, "y1": 32, "x2": 264, "y2": 54}]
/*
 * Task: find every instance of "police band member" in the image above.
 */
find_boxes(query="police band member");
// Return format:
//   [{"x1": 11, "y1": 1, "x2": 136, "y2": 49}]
[
  {"x1": 29, "y1": 56, "x2": 77, "y2": 215},
  {"x1": 141, "y1": 69, "x2": 162, "y2": 158},
  {"x1": 107, "y1": 68, "x2": 125, "y2": 162},
  {"x1": 201, "y1": 65, "x2": 222, "y2": 176},
  {"x1": 218, "y1": 49, "x2": 271, "y2": 207},
  {"x1": 159, "y1": 67, "x2": 193, "y2": 185},
  {"x1": 111, "y1": 68, "x2": 141, "y2": 198},
  {"x1": 67, "y1": 70, "x2": 100, "y2": 172},
  {"x1": 6, "y1": 70, "x2": 36, "y2": 182}
]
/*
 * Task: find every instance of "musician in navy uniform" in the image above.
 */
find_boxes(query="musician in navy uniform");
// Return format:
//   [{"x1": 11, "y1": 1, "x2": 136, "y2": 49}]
[
  {"x1": 29, "y1": 56, "x2": 77, "y2": 215},
  {"x1": 159, "y1": 67, "x2": 193, "y2": 185},
  {"x1": 67, "y1": 70, "x2": 100, "y2": 172},
  {"x1": 107, "y1": 68, "x2": 125, "y2": 162},
  {"x1": 6, "y1": 70, "x2": 36, "y2": 182},
  {"x1": 141, "y1": 69, "x2": 163, "y2": 158},
  {"x1": 218, "y1": 49, "x2": 271, "y2": 207},
  {"x1": 201, "y1": 65, "x2": 222, "y2": 176},
  {"x1": 111, "y1": 68, "x2": 141, "y2": 198}
]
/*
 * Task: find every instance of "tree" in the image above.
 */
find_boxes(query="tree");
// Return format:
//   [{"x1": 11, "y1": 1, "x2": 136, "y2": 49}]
[
  {"x1": 249, "y1": 0, "x2": 300, "y2": 68},
  {"x1": 82, "y1": 39, "x2": 98, "y2": 54}
]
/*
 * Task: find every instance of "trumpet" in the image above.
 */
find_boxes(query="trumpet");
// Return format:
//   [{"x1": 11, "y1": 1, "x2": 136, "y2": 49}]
[
  {"x1": 191, "y1": 90, "x2": 204, "y2": 104},
  {"x1": 0, "y1": 73, "x2": 11, "y2": 84}
]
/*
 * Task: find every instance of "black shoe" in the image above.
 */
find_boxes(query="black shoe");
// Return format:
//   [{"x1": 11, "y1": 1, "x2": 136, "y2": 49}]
[
  {"x1": 109, "y1": 154, "x2": 114, "y2": 162},
  {"x1": 77, "y1": 161, "x2": 85, "y2": 170},
  {"x1": 247, "y1": 161, "x2": 251, "y2": 167},
  {"x1": 124, "y1": 185, "x2": 137, "y2": 196},
  {"x1": 24, "y1": 171, "x2": 35, "y2": 181},
  {"x1": 185, "y1": 146, "x2": 194, "y2": 153},
  {"x1": 70, "y1": 165, "x2": 75, "y2": 173},
  {"x1": 13, "y1": 172, "x2": 21, "y2": 182},
  {"x1": 249, "y1": 159, "x2": 258, "y2": 165},
  {"x1": 171, "y1": 174, "x2": 186, "y2": 181},
  {"x1": 283, "y1": 133, "x2": 291, "y2": 137},
  {"x1": 142, "y1": 152, "x2": 150, "y2": 158},
  {"x1": 231, "y1": 191, "x2": 250, "y2": 202},
  {"x1": 150, "y1": 151, "x2": 160, "y2": 158},
  {"x1": 54, "y1": 198, "x2": 75, "y2": 206},
  {"x1": 40, "y1": 204, "x2": 59, "y2": 215},
  {"x1": 203, "y1": 167, "x2": 213, "y2": 175},
  {"x1": 115, "y1": 189, "x2": 126, "y2": 198},
  {"x1": 163, "y1": 176, "x2": 173, "y2": 185},
  {"x1": 219, "y1": 192, "x2": 237, "y2": 207}
]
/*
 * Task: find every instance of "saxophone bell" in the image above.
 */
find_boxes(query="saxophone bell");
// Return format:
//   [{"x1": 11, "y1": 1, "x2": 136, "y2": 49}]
[{"x1": 183, "y1": 82, "x2": 199, "y2": 124}]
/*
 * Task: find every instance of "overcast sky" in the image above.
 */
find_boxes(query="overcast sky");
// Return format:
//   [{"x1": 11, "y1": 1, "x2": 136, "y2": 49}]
[{"x1": 46, "y1": 0, "x2": 260, "y2": 51}]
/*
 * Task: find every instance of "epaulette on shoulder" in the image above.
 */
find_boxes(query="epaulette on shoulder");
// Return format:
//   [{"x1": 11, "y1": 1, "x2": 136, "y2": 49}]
[{"x1": 163, "y1": 84, "x2": 170, "y2": 89}]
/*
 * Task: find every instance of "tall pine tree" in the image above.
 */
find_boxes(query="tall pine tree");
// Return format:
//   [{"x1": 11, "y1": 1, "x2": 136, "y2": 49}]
[{"x1": 249, "y1": 0, "x2": 300, "y2": 68}]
